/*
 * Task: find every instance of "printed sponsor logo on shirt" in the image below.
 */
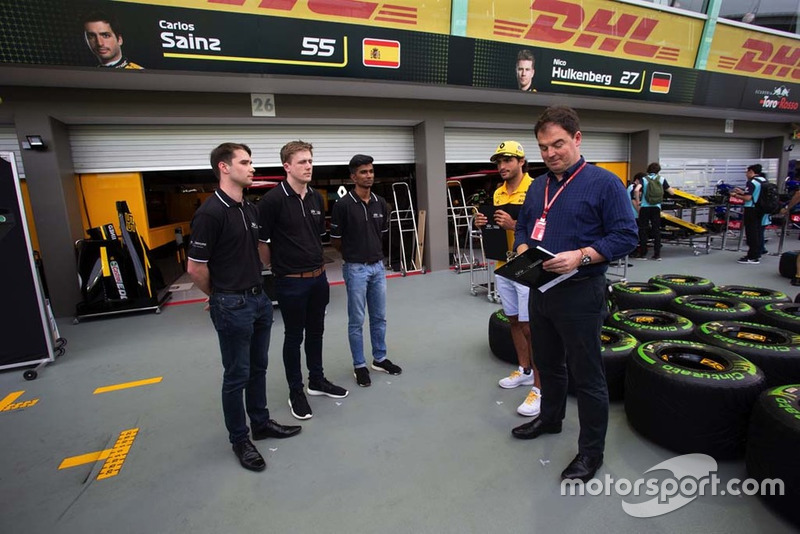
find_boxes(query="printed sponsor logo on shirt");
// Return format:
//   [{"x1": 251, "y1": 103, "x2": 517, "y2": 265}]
[
  {"x1": 310, "y1": 209, "x2": 322, "y2": 216},
  {"x1": 373, "y1": 213, "x2": 384, "y2": 218}
]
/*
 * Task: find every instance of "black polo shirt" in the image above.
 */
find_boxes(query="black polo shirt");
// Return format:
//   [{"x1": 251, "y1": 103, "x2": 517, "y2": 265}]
[
  {"x1": 330, "y1": 190, "x2": 388, "y2": 263},
  {"x1": 187, "y1": 189, "x2": 262, "y2": 291},
  {"x1": 257, "y1": 181, "x2": 326, "y2": 276}
]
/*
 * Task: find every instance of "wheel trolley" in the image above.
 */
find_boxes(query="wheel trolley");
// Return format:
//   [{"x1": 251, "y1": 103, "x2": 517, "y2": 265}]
[{"x1": 388, "y1": 182, "x2": 425, "y2": 276}]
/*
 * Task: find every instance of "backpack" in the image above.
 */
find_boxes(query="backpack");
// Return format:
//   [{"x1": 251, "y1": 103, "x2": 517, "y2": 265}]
[
  {"x1": 644, "y1": 174, "x2": 664, "y2": 205},
  {"x1": 755, "y1": 177, "x2": 781, "y2": 215}
]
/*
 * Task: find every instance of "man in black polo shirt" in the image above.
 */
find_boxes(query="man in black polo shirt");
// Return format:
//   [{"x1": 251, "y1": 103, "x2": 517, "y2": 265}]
[
  {"x1": 258, "y1": 140, "x2": 349, "y2": 420},
  {"x1": 330, "y1": 154, "x2": 403, "y2": 387},
  {"x1": 187, "y1": 142, "x2": 301, "y2": 473}
]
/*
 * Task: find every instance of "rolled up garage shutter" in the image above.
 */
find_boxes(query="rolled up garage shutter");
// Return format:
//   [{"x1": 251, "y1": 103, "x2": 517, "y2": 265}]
[
  {"x1": 0, "y1": 126, "x2": 24, "y2": 178},
  {"x1": 69, "y1": 124, "x2": 416, "y2": 173}
]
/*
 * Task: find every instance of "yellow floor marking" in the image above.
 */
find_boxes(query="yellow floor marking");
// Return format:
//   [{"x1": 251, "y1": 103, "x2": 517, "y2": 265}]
[
  {"x1": 93, "y1": 377, "x2": 162, "y2": 395},
  {"x1": 97, "y1": 428, "x2": 139, "y2": 480},
  {"x1": 58, "y1": 449, "x2": 112, "y2": 469},
  {"x1": 59, "y1": 428, "x2": 139, "y2": 480},
  {"x1": 0, "y1": 391, "x2": 39, "y2": 412}
]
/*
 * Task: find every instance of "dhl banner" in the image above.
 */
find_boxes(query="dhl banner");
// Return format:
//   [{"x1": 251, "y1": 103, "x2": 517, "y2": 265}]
[
  {"x1": 117, "y1": 0, "x2": 452, "y2": 35},
  {"x1": 467, "y1": 0, "x2": 704, "y2": 69},
  {"x1": 707, "y1": 22, "x2": 800, "y2": 85},
  {"x1": 1, "y1": 0, "x2": 799, "y2": 115}
]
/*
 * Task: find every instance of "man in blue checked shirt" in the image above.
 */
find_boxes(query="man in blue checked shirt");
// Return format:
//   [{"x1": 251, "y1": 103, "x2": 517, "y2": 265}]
[{"x1": 510, "y1": 106, "x2": 638, "y2": 483}]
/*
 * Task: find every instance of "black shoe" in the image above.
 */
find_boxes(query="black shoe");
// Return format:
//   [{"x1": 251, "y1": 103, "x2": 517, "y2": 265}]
[
  {"x1": 372, "y1": 358, "x2": 402, "y2": 375},
  {"x1": 288, "y1": 389, "x2": 313, "y2": 420},
  {"x1": 792, "y1": 277, "x2": 800, "y2": 287},
  {"x1": 307, "y1": 377, "x2": 349, "y2": 399},
  {"x1": 561, "y1": 453, "x2": 603, "y2": 482},
  {"x1": 354, "y1": 367, "x2": 371, "y2": 387},
  {"x1": 252, "y1": 419, "x2": 302, "y2": 440},
  {"x1": 232, "y1": 439, "x2": 266, "y2": 472},
  {"x1": 511, "y1": 418, "x2": 562, "y2": 440}
]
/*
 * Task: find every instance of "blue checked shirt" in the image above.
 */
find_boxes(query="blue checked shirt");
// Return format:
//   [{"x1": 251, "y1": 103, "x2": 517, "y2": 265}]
[{"x1": 514, "y1": 157, "x2": 639, "y2": 277}]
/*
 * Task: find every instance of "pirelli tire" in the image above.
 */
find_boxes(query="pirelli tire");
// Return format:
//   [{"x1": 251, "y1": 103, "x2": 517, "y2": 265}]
[
  {"x1": 746, "y1": 385, "x2": 800, "y2": 528},
  {"x1": 488, "y1": 310, "x2": 517, "y2": 365},
  {"x1": 709, "y1": 285, "x2": 791, "y2": 308},
  {"x1": 625, "y1": 339, "x2": 766, "y2": 459},
  {"x1": 600, "y1": 326, "x2": 639, "y2": 401},
  {"x1": 757, "y1": 302, "x2": 800, "y2": 334},
  {"x1": 648, "y1": 274, "x2": 715, "y2": 296},
  {"x1": 606, "y1": 309, "x2": 695, "y2": 342},
  {"x1": 695, "y1": 320, "x2": 800, "y2": 388},
  {"x1": 669, "y1": 294, "x2": 757, "y2": 326},
  {"x1": 609, "y1": 282, "x2": 676, "y2": 311}
]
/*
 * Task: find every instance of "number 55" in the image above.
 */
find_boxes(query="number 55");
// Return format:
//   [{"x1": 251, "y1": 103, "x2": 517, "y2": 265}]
[{"x1": 302, "y1": 37, "x2": 336, "y2": 57}]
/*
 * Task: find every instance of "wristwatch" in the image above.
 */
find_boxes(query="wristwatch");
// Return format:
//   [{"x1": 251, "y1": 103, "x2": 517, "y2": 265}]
[{"x1": 579, "y1": 249, "x2": 591, "y2": 266}]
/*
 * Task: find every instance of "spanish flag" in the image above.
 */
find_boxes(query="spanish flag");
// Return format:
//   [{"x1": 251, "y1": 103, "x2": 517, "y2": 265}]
[
  {"x1": 650, "y1": 72, "x2": 672, "y2": 94},
  {"x1": 363, "y1": 38, "x2": 400, "y2": 68}
]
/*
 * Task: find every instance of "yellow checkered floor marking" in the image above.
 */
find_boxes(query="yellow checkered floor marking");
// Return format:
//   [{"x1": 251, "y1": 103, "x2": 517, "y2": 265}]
[
  {"x1": 58, "y1": 428, "x2": 139, "y2": 480},
  {"x1": 93, "y1": 377, "x2": 162, "y2": 395},
  {"x1": 0, "y1": 391, "x2": 38, "y2": 412},
  {"x1": 97, "y1": 428, "x2": 138, "y2": 480}
]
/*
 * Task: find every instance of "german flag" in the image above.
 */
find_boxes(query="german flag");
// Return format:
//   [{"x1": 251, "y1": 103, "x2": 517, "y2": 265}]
[
  {"x1": 362, "y1": 38, "x2": 400, "y2": 68},
  {"x1": 650, "y1": 72, "x2": 672, "y2": 94}
]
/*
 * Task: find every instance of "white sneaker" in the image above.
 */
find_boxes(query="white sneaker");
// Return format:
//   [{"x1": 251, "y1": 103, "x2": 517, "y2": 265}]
[
  {"x1": 499, "y1": 367, "x2": 535, "y2": 389},
  {"x1": 517, "y1": 387, "x2": 542, "y2": 417}
]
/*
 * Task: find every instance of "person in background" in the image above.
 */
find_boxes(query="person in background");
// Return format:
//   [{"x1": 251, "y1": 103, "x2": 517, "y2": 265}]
[
  {"x1": 511, "y1": 106, "x2": 638, "y2": 482},
  {"x1": 630, "y1": 163, "x2": 674, "y2": 261},
  {"x1": 475, "y1": 140, "x2": 542, "y2": 417},
  {"x1": 731, "y1": 164, "x2": 766, "y2": 265},
  {"x1": 187, "y1": 142, "x2": 301, "y2": 473},
  {"x1": 330, "y1": 154, "x2": 403, "y2": 387}
]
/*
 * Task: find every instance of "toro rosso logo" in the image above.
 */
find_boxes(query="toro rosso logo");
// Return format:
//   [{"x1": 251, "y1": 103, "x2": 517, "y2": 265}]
[{"x1": 755, "y1": 85, "x2": 799, "y2": 110}]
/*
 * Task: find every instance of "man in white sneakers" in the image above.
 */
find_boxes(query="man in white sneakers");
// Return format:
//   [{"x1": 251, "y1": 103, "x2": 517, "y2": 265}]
[{"x1": 475, "y1": 141, "x2": 541, "y2": 417}]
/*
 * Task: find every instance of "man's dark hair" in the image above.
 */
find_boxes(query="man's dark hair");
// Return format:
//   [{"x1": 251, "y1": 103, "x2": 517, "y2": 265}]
[
  {"x1": 646, "y1": 162, "x2": 661, "y2": 174},
  {"x1": 82, "y1": 10, "x2": 122, "y2": 37},
  {"x1": 210, "y1": 142, "x2": 251, "y2": 180},
  {"x1": 534, "y1": 106, "x2": 580, "y2": 137},
  {"x1": 632, "y1": 171, "x2": 647, "y2": 185},
  {"x1": 516, "y1": 49, "x2": 534, "y2": 66},
  {"x1": 747, "y1": 163, "x2": 763, "y2": 174},
  {"x1": 349, "y1": 154, "x2": 374, "y2": 175}
]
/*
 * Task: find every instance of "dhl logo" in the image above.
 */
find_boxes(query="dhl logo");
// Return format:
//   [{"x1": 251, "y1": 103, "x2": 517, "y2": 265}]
[
  {"x1": 209, "y1": 0, "x2": 418, "y2": 26},
  {"x1": 493, "y1": 0, "x2": 680, "y2": 63},
  {"x1": 717, "y1": 38, "x2": 800, "y2": 81}
]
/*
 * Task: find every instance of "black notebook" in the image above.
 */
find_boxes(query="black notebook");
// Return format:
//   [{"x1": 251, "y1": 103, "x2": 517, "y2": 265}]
[
  {"x1": 478, "y1": 205, "x2": 510, "y2": 261},
  {"x1": 494, "y1": 246, "x2": 577, "y2": 292}
]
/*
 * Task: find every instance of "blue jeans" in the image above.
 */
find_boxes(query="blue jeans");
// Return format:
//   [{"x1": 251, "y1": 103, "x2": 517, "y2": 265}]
[
  {"x1": 209, "y1": 290, "x2": 273, "y2": 444},
  {"x1": 274, "y1": 272, "x2": 329, "y2": 391},
  {"x1": 342, "y1": 261, "x2": 387, "y2": 368}
]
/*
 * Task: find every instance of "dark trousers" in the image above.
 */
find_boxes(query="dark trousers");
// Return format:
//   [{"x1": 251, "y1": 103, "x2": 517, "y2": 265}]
[
  {"x1": 638, "y1": 206, "x2": 662, "y2": 256},
  {"x1": 209, "y1": 290, "x2": 273, "y2": 444},
  {"x1": 529, "y1": 275, "x2": 608, "y2": 456},
  {"x1": 743, "y1": 207, "x2": 762, "y2": 260},
  {"x1": 275, "y1": 272, "x2": 330, "y2": 391}
]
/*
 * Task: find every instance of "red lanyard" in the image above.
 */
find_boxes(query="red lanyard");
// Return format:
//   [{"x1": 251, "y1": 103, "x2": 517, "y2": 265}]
[{"x1": 541, "y1": 161, "x2": 587, "y2": 219}]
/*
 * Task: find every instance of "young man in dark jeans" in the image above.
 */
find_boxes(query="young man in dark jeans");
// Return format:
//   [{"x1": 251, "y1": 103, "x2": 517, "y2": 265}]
[
  {"x1": 330, "y1": 154, "x2": 402, "y2": 387},
  {"x1": 258, "y1": 140, "x2": 349, "y2": 420},
  {"x1": 188, "y1": 142, "x2": 301, "y2": 472}
]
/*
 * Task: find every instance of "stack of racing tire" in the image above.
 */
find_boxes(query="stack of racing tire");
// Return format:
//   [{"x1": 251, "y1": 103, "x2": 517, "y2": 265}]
[{"x1": 488, "y1": 275, "x2": 800, "y2": 525}]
